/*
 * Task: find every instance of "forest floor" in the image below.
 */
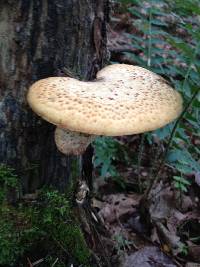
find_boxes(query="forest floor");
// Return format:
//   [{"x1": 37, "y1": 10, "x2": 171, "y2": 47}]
[{"x1": 93, "y1": 137, "x2": 200, "y2": 267}]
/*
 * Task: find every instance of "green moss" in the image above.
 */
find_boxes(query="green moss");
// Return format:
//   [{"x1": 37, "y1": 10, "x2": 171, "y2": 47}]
[
  {"x1": 0, "y1": 164, "x2": 19, "y2": 203},
  {"x1": 0, "y1": 208, "x2": 23, "y2": 266},
  {"x1": 0, "y1": 165, "x2": 90, "y2": 266},
  {"x1": 54, "y1": 224, "x2": 90, "y2": 264}
]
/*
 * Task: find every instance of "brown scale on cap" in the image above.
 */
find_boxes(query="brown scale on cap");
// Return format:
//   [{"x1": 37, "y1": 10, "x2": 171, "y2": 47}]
[
  {"x1": 27, "y1": 64, "x2": 183, "y2": 155},
  {"x1": 27, "y1": 64, "x2": 183, "y2": 138}
]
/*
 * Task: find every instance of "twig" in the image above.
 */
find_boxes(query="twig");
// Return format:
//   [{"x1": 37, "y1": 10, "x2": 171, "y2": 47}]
[
  {"x1": 51, "y1": 258, "x2": 58, "y2": 267},
  {"x1": 27, "y1": 258, "x2": 33, "y2": 267},
  {"x1": 32, "y1": 258, "x2": 44, "y2": 266}
]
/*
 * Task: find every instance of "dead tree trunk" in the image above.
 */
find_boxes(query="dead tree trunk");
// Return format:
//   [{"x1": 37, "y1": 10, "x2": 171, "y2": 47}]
[{"x1": 0, "y1": 0, "x2": 109, "y2": 193}]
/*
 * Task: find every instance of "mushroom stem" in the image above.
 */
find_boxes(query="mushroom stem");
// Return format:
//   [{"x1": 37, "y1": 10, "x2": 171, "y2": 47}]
[{"x1": 54, "y1": 127, "x2": 96, "y2": 155}]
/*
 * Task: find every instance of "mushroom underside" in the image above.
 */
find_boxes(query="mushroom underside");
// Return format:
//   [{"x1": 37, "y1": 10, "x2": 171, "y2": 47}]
[{"x1": 55, "y1": 128, "x2": 96, "y2": 155}]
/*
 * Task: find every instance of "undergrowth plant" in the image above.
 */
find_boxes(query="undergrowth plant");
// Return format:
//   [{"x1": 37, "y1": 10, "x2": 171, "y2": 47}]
[
  {"x1": 93, "y1": 137, "x2": 130, "y2": 188},
  {"x1": 94, "y1": 137, "x2": 120, "y2": 178},
  {"x1": 113, "y1": 234, "x2": 132, "y2": 255},
  {"x1": 128, "y1": 0, "x2": 200, "y2": 188},
  {"x1": 94, "y1": 0, "x2": 200, "y2": 192}
]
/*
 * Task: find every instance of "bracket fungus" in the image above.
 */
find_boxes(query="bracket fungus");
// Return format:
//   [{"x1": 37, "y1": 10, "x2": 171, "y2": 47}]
[{"x1": 27, "y1": 64, "x2": 182, "y2": 155}]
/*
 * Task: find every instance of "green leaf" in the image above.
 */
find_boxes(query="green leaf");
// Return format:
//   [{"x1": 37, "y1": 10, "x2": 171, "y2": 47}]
[
  {"x1": 173, "y1": 176, "x2": 191, "y2": 185},
  {"x1": 151, "y1": 19, "x2": 168, "y2": 26}
]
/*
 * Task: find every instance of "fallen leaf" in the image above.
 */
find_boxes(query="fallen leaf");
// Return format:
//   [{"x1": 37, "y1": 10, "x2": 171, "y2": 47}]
[
  {"x1": 188, "y1": 245, "x2": 200, "y2": 263},
  {"x1": 98, "y1": 193, "x2": 140, "y2": 224},
  {"x1": 122, "y1": 246, "x2": 176, "y2": 267}
]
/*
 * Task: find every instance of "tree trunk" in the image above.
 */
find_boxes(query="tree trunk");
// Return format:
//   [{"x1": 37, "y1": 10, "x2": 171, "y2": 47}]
[{"x1": 0, "y1": 0, "x2": 109, "y2": 193}]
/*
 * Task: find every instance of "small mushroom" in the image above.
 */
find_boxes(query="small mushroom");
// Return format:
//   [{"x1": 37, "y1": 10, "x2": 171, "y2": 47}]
[{"x1": 27, "y1": 64, "x2": 182, "y2": 154}]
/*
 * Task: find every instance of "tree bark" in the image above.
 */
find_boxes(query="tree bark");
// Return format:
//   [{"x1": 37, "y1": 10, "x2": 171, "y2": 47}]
[{"x1": 0, "y1": 0, "x2": 109, "y2": 193}]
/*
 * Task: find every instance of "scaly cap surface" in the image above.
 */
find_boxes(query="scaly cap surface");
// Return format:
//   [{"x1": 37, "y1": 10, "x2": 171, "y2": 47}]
[{"x1": 27, "y1": 64, "x2": 183, "y2": 136}]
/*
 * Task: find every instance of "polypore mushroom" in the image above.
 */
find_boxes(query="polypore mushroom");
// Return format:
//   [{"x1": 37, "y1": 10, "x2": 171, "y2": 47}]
[{"x1": 27, "y1": 64, "x2": 182, "y2": 154}]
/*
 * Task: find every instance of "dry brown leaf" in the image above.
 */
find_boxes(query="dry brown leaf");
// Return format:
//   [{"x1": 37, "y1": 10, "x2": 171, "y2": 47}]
[
  {"x1": 188, "y1": 245, "x2": 200, "y2": 263},
  {"x1": 98, "y1": 193, "x2": 140, "y2": 224},
  {"x1": 122, "y1": 246, "x2": 176, "y2": 267}
]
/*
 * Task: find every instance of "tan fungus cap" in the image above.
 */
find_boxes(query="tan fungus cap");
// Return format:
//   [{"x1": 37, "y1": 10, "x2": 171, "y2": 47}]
[{"x1": 27, "y1": 64, "x2": 183, "y2": 136}]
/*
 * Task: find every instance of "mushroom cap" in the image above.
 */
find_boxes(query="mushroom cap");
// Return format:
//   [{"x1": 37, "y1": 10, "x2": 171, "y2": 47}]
[
  {"x1": 55, "y1": 128, "x2": 95, "y2": 155},
  {"x1": 27, "y1": 64, "x2": 183, "y2": 136}
]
